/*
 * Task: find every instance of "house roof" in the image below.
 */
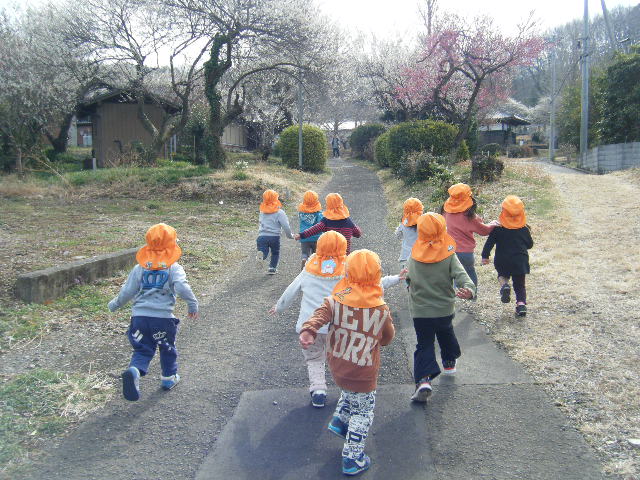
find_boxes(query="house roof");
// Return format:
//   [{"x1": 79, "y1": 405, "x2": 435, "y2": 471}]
[
  {"x1": 483, "y1": 113, "x2": 530, "y2": 126},
  {"x1": 81, "y1": 88, "x2": 181, "y2": 113}
]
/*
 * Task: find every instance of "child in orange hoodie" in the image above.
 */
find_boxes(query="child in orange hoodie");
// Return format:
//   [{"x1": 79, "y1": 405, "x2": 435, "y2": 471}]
[
  {"x1": 300, "y1": 249, "x2": 395, "y2": 476},
  {"x1": 257, "y1": 189, "x2": 294, "y2": 275}
]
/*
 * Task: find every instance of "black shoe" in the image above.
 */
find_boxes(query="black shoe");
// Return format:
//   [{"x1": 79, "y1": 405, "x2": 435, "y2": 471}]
[
  {"x1": 442, "y1": 360, "x2": 457, "y2": 375},
  {"x1": 267, "y1": 267, "x2": 277, "y2": 275},
  {"x1": 516, "y1": 304, "x2": 527, "y2": 317},
  {"x1": 500, "y1": 284, "x2": 511, "y2": 303}
]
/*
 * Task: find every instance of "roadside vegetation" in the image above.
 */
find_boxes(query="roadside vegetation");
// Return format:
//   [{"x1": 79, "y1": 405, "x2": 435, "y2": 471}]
[
  {"x1": 0, "y1": 152, "x2": 329, "y2": 476},
  {"x1": 371, "y1": 154, "x2": 639, "y2": 479}
]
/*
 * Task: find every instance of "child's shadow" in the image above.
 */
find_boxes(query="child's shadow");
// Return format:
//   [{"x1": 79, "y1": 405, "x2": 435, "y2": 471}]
[{"x1": 231, "y1": 403, "x2": 340, "y2": 479}]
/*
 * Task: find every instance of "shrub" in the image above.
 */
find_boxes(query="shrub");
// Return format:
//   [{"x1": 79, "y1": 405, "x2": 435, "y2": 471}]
[
  {"x1": 277, "y1": 124, "x2": 327, "y2": 172},
  {"x1": 374, "y1": 132, "x2": 391, "y2": 167},
  {"x1": 349, "y1": 124, "x2": 386, "y2": 159},
  {"x1": 471, "y1": 154, "x2": 504, "y2": 183},
  {"x1": 506, "y1": 145, "x2": 534, "y2": 158},
  {"x1": 456, "y1": 140, "x2": 471, "y2": 161},
  {"x1": 387, "y1": 120, "x2": 458, "y2": 174},
  {"x1": 479, "y1": 143, "x2": 502, "y2": 156},
  {"x1": 397, "y1": 151, "x2": 451, "y2": 185}
]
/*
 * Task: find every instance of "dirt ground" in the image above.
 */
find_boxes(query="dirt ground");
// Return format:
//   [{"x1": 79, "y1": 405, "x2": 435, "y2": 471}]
[{"x1": 465, "y1": 162, "x2": 640, "y2": 478}]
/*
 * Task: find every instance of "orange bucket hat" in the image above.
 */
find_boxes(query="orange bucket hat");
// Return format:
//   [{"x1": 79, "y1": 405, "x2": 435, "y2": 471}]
[
  {"x1": 499, "y1": 195, "x2": 527, "y2": 229},
  {"x1": 298, "y1": 190, "x2": 322, "y2": 213},
  {"x1": 305, "y1": 231, "x2": 347, "y2": 277},
  {"x1": 260, "y1": 189, "x2": 282, "y2": 214},
  {"x1": 443, "y1": 183, "x2": 473, "y2": 213},
  {"x1": 323, "y1": 193, "x2": 350, "y2": 220},
  {"x1": 332, "y1": 249, "x2": 385, "y2": 308},
  {"x1": 401, "y1": 197, "x2": 424, "y2": 227},
  {"x1": 411, "y1": 213, "x2": 456, "y2": 264},
  {"x1": 136, "y1": 223, "x2": 182, "y2": 270}
]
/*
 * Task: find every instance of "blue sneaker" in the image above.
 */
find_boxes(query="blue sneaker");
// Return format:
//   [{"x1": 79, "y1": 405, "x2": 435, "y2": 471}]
[
  {"x1": 161, "y1": 374, "x2": 180, "y2": 390},
  {"x1": 122, "y1": 366, "x2": 140, "y2": 401},
  {"x1": 342, "y1": 454, "x2": 371, "y2": 476},
  {"x1": 328, "y1": 416, "x2": 348, "y2": 439},
  {"x1": 311, "y1": 390, "x2": 326, "y2": 408}
]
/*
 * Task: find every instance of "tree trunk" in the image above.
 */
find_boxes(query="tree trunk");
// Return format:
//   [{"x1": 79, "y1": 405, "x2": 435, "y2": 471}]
[
  {"x1": 453, "y1": 79, "x2": 483, "y2": 148},
  {"x1": 47, "y1": 113, "x2": 74, "y2": 155},
  {"x1": 16, "y1": 147, "x2": 23, "y2": 174}
]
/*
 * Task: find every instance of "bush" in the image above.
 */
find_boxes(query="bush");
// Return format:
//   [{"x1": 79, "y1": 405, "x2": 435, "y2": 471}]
[
  {"x1": 387, "y1": 120, "x2": 458, "y2": 174},
  {"x1": 456, "y1": 140, "x2": 471, "y2": 161},
  {"x1": 349, "y1": 124, "x2": 386, "y2": 159},
  {"x1": 397, "y1": 151, "x2": 451, "y2": 185},
  {"x1": 276, "y1": 124, "x2": 327, "y2": 172},
  {"x1": 479, "y1": 143, "x2": 502, "y2": 156},
  {"x1": 507, "y1": 145, "x2": 534, "y2": 158},
  {"x1": 374, "y1": 132, "x2": 391, "y2": 167},
  {"x1": 471, "y1": 154, "x2": 504, "y2": 183}
]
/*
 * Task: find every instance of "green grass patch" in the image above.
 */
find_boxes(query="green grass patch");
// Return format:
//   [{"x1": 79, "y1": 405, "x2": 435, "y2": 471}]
[{"x1": 0, "y1": 369, "x2": 113, "y2": 474}]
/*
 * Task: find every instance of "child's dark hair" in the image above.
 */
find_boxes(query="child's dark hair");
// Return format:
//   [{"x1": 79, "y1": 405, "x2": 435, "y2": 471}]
[{"x1": 440, "y1": 197, "x2": 477, "y2": 218}]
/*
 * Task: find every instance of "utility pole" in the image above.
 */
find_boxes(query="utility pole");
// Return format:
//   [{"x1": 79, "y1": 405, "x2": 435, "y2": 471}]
[
  {"x1": 600, "y1": 0, "x2": 618, "y2": 51},
  {"x1": 549, "y1": 37, "x2": 557, "y2": 162},
  {"x1": 297, "y1": 71, "x2": 304, "y2": 168},
  {"x1": 579, "y1": 0, "x2": 590, "y2": 167}
]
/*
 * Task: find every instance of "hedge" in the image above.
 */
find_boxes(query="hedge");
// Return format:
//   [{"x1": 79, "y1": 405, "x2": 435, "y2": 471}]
[
  {"x1": 277, "y1": 124, "x2": 328, "y2": 172},
  {"x1": 387, "y1": 120, "x2": 458, "y2": 174},
  {"x1": 349, "y1": 124, "x2": 386, "y2": 159},
  {"x1": 374, "y1": 131, "x2": 391, "y2": 167}
]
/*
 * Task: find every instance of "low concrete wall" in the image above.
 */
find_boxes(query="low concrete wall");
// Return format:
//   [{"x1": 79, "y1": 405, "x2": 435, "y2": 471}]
[
  {"x1": 15, "y1": 248, "x2": 138, "y2": 304},
  {"x1": 582, "y1": 142, "x2": 640, "y2": 173}
]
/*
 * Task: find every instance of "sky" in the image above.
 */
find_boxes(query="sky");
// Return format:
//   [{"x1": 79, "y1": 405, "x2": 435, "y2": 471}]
[{"x1": 317, "y1": 0, "x2": 639, "y2": 38}]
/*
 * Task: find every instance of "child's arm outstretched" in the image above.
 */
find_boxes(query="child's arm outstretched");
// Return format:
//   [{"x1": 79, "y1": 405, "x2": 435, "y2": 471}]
[
  {"x1": 381, "y1": 268, "x2": 408, "y2": 290},
  {"x1": 299, "y1": 298, "x2": 333, "y2": 348},
  {"x1": 171, "y1": 264, "x2": 199, "y2": 319},
  {"x1": 270, "y1": 270, "x2": 304, "y2": 314},
  {"x1": 352, "y1": 223, "x2": 362, "y2": 238},
  {"x1": 395, "y1": 224, "x2": 403, "y2": 238},
  {"x1": 108, "y1": 266, "x2": 142, "y2": 312},
  {"x1": 481, "y1": 229, "x2": 498, "y2": 264},
  {"x1": 278, "y1": 210, "x2": 295, "y2": 239},
  {"x1": 296, "y1": 220, "x2": 326, "y2": 241}
]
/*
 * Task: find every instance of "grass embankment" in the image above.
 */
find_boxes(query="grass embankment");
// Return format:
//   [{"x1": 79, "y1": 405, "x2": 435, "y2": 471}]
[
  {"x1": 0, "y1": 153, "x2": 329, "y2": 476},
  {"x1": 373, "y1": 156, "x2": 639, "y2": 479}
]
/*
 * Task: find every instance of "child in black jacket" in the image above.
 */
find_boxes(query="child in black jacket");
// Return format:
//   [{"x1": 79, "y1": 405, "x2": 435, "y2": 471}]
[{"x1": 481, "y1": 195, "x2": 533, "y2": 317}]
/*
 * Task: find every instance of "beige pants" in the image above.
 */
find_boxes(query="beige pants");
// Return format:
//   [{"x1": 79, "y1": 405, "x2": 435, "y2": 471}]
[{"x1": 301, "y1": 332, "x2": 327, "y2": 392}]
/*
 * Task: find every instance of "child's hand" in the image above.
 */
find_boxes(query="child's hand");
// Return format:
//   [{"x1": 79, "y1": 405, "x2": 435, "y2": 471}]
[
  {"x1": 299, "y1": 331, "x2": 315, "y2": 349},
  {"x1": 481, "y1": 257, "x2": 490, "y2": 265},
  {"x1": 269, "y1": 305, "x2": 277, "y2": 315},
  {"x1": 456, "y1": 287, "x2": 473, "y2": 299},
  {"x1": 293, "y1": 234, "x2": 301, "y2": 241},
  {"x1": 489, "y1": 220, "x2": 501, "y2": 227},
  {"x1": 188, "y1": 311, "x2": 199, "y2": 320},
  {"x1": 398, "y1": 268, "x2": 408, "y2": 280}
]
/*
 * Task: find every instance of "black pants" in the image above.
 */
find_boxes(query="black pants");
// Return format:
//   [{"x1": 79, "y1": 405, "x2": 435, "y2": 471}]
[
  {"x1": 498, "y1": 273, "x2": 527, "y2": 303},
  {"x1": 412, "y1": 315, "x2": 461, "y2": 383}
]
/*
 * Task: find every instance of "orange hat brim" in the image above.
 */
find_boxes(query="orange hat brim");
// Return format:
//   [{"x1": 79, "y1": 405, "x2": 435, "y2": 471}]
[{"x1": 136, "y1": 244, "x2": 182, "y2": 270}]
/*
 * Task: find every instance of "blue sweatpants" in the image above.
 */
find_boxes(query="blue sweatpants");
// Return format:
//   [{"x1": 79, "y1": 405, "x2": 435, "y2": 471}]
[
  {"x1": 257, "y1": 235, "x2": 281, "y2": 269},
  {"x1": 127, "y1": 316, "x2": 179, "y2": 377}
]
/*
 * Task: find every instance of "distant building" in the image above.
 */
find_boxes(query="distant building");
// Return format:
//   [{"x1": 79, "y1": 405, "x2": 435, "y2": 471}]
[{"x1": 479, "y1": 113, "x2": 530, "y2": 147}]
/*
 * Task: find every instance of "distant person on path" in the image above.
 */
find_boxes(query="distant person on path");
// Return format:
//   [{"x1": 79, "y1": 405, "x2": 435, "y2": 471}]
[
  {"x1": 395, "y1": 197, "x2": 423, "y2": 269},
  {"x1": 331, "y1": 136, "x2": 340, "y2": 157},
  {"x1": 272, "y1": 232, "x2": 405, "y2": 409},
  {"x1": 481, "y1": 195, "x2": 533, "y2": 317},
  {"x1": 256, "y1": 189, "x2": 294, "y2": 275},
  {"x1": 295, "y1": 193, "x2": 362, "y2": 254},
  {"x1": 441, "y1": 183, "x2": 499, "y2": 287},
  {"x1": 108, "y1": 223, "x2": 199, "y2": 401},
  {"x1": 297, "y1": 190, "x2": 324, "y2": 270},
  {"x1": 406, "y1": 213, "x2": 475, "y2": 402},
  {"x1": 300, "y1": 249, "x2": 395, "y2": 476}
]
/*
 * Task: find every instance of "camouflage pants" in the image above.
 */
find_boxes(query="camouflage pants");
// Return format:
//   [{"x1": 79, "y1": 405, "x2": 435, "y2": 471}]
[{"x1": 334, "y1": 389, "x2": 376, "y2": 459}]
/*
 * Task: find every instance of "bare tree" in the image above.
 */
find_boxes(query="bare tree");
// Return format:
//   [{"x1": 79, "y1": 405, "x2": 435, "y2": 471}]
[{"x1": 418, "y1": 0, "x2": 438, "y2": 37}]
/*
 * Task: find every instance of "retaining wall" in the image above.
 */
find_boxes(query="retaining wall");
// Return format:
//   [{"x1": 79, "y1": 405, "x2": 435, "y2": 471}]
[
  {"x1": 15, "y1": 248, "x2": 138, "y2": 304},
  {"x1": 582, "y1": 142, "x2": 640, "y2": 173}
]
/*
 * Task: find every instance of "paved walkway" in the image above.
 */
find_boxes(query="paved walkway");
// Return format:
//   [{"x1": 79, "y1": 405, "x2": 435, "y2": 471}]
[{"x1": 26, "y1": 158, "x2": 605, "y2": 479}]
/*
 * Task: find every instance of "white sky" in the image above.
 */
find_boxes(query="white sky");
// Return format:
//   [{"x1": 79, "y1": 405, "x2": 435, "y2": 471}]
[{"x1": 317, "y1": 0, "x2": 639, "y2": 38}]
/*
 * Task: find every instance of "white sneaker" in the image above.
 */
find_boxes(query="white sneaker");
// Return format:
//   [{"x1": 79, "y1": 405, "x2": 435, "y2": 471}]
[{"x1": 411, "y1": 379, "x2": 432, "y2": 402}]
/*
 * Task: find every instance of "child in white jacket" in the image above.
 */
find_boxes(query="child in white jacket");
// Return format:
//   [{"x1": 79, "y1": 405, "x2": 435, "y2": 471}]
[{"x1": 270, "y1": 231, "x2": 405, "y2": 408}]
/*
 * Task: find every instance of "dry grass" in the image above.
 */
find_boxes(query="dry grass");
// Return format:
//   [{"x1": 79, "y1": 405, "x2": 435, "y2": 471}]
[{"x1": 378, "y1": 158, "x2": 640, "y2": 479}]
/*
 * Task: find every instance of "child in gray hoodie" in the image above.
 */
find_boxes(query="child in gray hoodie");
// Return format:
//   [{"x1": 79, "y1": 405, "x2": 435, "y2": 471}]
[{"x1": 108, "y1": 223, "x2": 198, "y2": 401}]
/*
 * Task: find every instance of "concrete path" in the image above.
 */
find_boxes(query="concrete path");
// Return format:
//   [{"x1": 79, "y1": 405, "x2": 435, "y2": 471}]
[{"x1": 25, "y1": 158, "x2": 606, "y2": 479}]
